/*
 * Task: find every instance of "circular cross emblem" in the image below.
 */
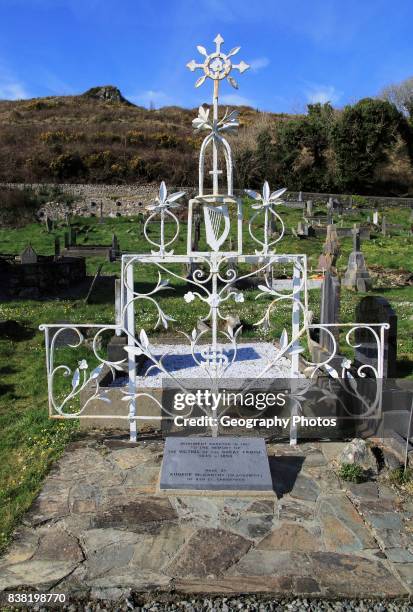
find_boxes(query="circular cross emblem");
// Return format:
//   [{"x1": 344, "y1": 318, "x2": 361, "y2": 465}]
[{"x1": 204, "y1": 53, "x2": 231, "y2": 80}]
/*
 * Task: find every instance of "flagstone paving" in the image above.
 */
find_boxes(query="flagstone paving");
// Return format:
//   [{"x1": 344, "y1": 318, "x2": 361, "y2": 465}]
[{"x1": 1, "y1": 437, "x2": 412, "y2": 603}]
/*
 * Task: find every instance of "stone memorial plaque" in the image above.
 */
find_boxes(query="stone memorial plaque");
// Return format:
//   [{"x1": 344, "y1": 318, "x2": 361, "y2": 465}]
[{"x1": 159, "y1": 437, "x2": 273, "y2": 491}]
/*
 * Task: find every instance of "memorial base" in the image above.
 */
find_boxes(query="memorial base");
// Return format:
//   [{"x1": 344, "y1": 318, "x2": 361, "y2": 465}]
[{"x1": 159, "y1": 436, "x2": 274, "y2": 494}]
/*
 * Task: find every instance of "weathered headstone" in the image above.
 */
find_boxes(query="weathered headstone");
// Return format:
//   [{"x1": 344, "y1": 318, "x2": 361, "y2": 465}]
[
  {"x1": 54, "y1": 236, "x2": 60, "y2": 258},
  {"x1": 159, "y1": 437, "x2": 273, "y2": 492},
  {"x1": 373, "y1": 210, "x2": 379, "y2": 225},
  {"x1": 111, "y1": 234, "x2": 120, "y2": 257},
  {"x1": 20, "y1": 245, "x2": 38, "y2": 264},
  {"x1": 69, "y1": 226, "x2": 76, "y2": 246},
  {"x1": 342, "y1": 226, "x2": 372, "y2": 292},
  {"x1": 318, "y1": 224, "x2": 340, "y2": 271},
  {"x1": 355, "y1": 296, "x2": 397, "y2": 377},
  {"x1": 333, "y1": 198, "x2": 343, "y2": 214},
  {"x1": 326, "y1": 199, "x2": 333, "y2": 226},
  {"x1": 382, "y1": 216, "x2": 387, "y2": 236},
  {"x1": 297, "y1": 221, "x2": 309, "y2": 237},
  {"x1": 319, "y1": 271, "x2": 340, "y2": 353},
  {"x1": 306, "y1": 200, "x2": 313, "y2": 216},
  {"x1": 45, "y1": 216, "x2": 53, "y2": 233},
  {"x1": 352, "y1": 225, "x2": 361, "y2": 252},
  {"x1": 50, "y1": 322, "x2": 80, "y2": 348}
]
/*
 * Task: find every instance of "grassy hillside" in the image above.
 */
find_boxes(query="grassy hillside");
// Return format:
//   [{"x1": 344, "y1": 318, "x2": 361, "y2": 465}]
[
  {"x1": 1, "y1": 86, "x2": 413, "y2": 195},
  {"x1": 0, "y1": 86, "x2": 284, "y2": 186}
]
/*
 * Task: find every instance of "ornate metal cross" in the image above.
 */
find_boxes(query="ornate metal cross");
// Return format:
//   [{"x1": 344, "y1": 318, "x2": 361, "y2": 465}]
[{"x1": 187, "y1": 34, "x2": 249, "y2": 195}]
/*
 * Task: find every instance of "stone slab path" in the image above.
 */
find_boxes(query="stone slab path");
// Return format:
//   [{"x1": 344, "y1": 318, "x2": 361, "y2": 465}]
[{"x1": 1, "y1": 438, "x2": 412, "y2": 603}]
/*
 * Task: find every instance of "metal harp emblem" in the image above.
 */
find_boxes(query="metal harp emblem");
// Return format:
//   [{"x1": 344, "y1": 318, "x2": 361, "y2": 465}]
[{"x1": 203, "y1": 204, "x2": 230, "y2": 251}]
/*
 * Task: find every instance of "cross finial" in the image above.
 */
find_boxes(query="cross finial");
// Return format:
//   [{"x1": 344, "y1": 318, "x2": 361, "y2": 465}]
[
  {"x1": 214, "y1": 33, "x2": 224, "y2": 52},
  {"x1": 352, "y1": 224, "x2": 361, "y2": 252},
  {"x1": 186, "y1": 34, "x2": 250, "y2": 91}
]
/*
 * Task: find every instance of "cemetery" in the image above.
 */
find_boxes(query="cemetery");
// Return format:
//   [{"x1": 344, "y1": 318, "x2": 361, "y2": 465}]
[{"x1": 0, "y1": 30, "x2": 413, "y2": 612}]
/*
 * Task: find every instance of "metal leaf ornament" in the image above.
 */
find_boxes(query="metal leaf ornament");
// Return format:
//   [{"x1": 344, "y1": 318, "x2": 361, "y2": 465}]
[
  {"x1": 192, "y1": 106, "x2": 211, "y2": 130},
  {"x1": 196, "y1": 45, "x2": 208, "y2": 56},
  {"x1": 245, "y1": 182, "x2": 287, "y2": 210},
  {"x1": 227, "y1": 76, "x2": 239, "y2": 89},
  {"x1": 146, "y1": 181, "x2": 185, "y2": 212}
]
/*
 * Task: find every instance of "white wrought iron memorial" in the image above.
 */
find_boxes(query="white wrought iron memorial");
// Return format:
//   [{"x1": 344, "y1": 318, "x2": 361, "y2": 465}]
[{"x1": 40, "y1": 35, "x2": 389, "y2": 444}]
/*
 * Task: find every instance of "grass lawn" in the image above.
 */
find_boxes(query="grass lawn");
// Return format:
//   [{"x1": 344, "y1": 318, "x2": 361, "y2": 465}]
[{"x1": 0, "y1": 203, "x2": 413, "y2": 552}]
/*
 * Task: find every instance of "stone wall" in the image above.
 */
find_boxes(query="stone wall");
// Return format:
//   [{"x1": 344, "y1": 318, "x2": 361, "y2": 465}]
[
  {"x1": 1, "y1": 183, "x2": 412, "y2": 220},
  {"x1": 0, "y1": 183, "x2": 164, "y2": 220}
]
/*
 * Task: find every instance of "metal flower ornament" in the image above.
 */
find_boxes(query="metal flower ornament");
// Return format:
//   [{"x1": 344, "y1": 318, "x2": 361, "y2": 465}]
[
  {"x1": 192, "y1": 105, "x2": 239, "y2": 133},
  {"x1": 145, "y1": 181, "x2": 185, "y2": 256},
  {"x1": 245, "y1": 182, "x2": 287, "y2": 255}
]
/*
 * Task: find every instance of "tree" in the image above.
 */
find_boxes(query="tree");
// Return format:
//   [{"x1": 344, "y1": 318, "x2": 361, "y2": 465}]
[
  {"x1": 272, "y1": 103, "x2": 335, "y2": 190},
  {"x1": 331, "y1": 98, "x2": 407, "y2": 192},
  {"x1": 380, "y1": 77, "x2": 413, "y2": 118}
]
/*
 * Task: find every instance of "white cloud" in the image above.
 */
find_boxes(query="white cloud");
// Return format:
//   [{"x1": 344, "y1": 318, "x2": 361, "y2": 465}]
[
  {"x1": 127, "y1": 89, "x2": 174, "y2": 108},
  {"x1": 248, "y1": 57, "x2": 270, "y2": 72},
  {"x1": 40, "y1": 69, "x2": 74, "y2": 95},
  {"x1": 220, "y1": 93, "x2": 255, "y2": 107},
  {"x1": 305, "y1": 83, "x2": 341, "y2": 105},
  {"x1": 0, "y1": 65, "x2": 29, "y2": 100}
]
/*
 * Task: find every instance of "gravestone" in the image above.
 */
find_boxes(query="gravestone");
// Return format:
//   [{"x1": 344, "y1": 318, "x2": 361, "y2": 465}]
[
  {"x1": 333, "y1": 198, "x2": 343, "y2": 214},
  {"x1": 187, "y1": 212, "x2": 203, "y2": 279},
  {"x1": 45, "y1": 216, "x2": 53, "y2": 233},
  {"x1": 107, "y1": 279, "x2": 128, "y2": 358},
  {"x1": 297, "y1": 221, "x2": 308, "y2": 237},
  {"x1": 111, "y1": 234, "x2": 120, "y2": 260},
  {"x1": 373, "y1": 210, "x2": 379, "y2": 225},
  {"x1": 319, "y1": 271, "x2": 340, "y2": 354},
  {"x1": 327, "y1": 210, "x2": 333, "y2": 226},
  {"x1": 342, "y1": 227, "x2": 372, "y2": 292},
  {"x1": 159, "y1": 437, "x2": 273, "y2": 492},
  {"x1": 111, "y1": 234, "x2": 119, "y2": 252},
  {"x1": 355, "y1": 296, "x2": 397, "y2": 377},
  {"x1": 69, "y1": 227, "x2": 76, "y2": 246},
  {"x1": 54, "y1": 236, "x2": 60, "y2": 258},
  {"x1": 318, "y1": 224, "x2": 340, "y2": 271},
  {"x1": 20, "y1": 245, "x2": 38, "y2": 264},
  {"x1": 306, "y1": 200, "x2": 313, "y2": 216},
  {"x1": 382, "y1": 216, "x2": 387, "y2": 236},
  {"x1": 50, "y1": 322, "x2": 80, "y2": 348}
]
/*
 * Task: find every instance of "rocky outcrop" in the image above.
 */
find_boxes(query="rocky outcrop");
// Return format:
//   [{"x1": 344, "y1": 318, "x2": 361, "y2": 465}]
[{"x1": 82, "y1": 85, "x2": 133, "y2": 105}]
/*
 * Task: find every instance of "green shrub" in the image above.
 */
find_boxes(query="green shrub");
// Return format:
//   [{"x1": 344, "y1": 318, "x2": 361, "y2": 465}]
[
  {"x1": 338, "y1": 463, "x2": 366, "y2": 483},
  {"x1": 389, "y1": 467, "x2": 413, "y2": 485},
  {"x1": 49, "y1": 153, "x2": 85, "y2": 179},
  {"x1": 0, "y1": 188, "x2": 40, "y2": 227}
]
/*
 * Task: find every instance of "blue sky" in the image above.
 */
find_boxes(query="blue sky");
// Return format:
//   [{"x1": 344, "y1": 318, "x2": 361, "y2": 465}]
[{"x1": 0, "y1": 0, "x2": 412, "y2": 112}]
